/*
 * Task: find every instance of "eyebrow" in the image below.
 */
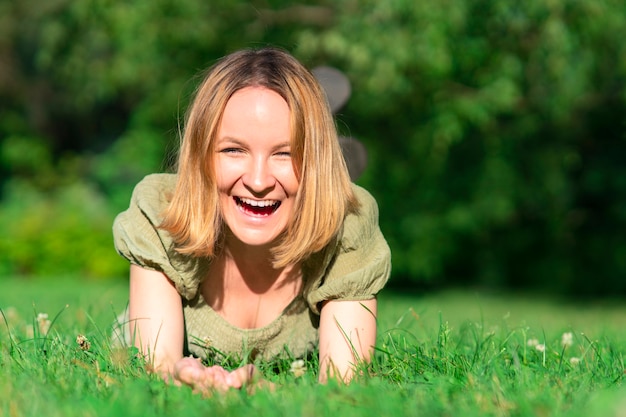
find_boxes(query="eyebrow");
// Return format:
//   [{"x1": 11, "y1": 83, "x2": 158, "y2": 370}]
[{"x1": 217, "y1": 136, "x2": 246, "y2": 146}]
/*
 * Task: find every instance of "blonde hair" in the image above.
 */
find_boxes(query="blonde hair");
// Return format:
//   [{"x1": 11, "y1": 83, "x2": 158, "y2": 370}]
[{"x1": 161, "y1": 47, "x2": 359, "y2": 267}]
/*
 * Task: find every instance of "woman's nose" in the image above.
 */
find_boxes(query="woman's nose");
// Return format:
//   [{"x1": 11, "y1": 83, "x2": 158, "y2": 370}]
[{"x1": 243, "y1": 157, "x2": 275, "y2": 194}]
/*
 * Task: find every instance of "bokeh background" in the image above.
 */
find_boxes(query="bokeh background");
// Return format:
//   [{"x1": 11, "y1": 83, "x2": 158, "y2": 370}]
[{"x1": 1, "y1": 0, "x2": 625, "y2": 296}]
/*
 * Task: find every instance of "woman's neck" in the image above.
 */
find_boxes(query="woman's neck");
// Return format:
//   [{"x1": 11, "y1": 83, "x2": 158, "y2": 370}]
[{"x1": 220, "y1": 237, "x2": 299, "y2": 293}]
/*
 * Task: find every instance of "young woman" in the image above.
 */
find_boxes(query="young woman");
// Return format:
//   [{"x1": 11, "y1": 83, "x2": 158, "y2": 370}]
[{"x1": 113, "y1": 47, "x2": 391, "y2": 391}]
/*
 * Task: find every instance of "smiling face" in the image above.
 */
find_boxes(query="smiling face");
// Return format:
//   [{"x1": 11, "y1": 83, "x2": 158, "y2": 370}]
[{"x1": 215, "y1": 86, "x2": 299, "y2": 249}]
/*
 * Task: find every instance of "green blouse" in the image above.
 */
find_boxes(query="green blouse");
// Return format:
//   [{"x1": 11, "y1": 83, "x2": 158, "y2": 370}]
[{"x1": 113, "y1": 174, "x2": 391, "y2": 361}]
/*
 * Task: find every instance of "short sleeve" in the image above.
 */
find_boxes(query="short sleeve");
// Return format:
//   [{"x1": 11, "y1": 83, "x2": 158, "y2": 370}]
[
  {"x1": 305, "y1": 185, "x2": 391, "y2": 314},
  {"x1": 112, "y1": 173, "x2": 208, "y2": 300}
]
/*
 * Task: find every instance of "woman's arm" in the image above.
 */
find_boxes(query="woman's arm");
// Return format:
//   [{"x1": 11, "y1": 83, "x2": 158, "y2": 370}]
[
  {"x1": 129, "y1": 264, "x2": 184, "y2": 377},
  {"x1": 318, "y1": 298, "x2": 377, "y2": 383},
  {"x1": 128, "y1": 264, "x2": 261, "y2": 391}
]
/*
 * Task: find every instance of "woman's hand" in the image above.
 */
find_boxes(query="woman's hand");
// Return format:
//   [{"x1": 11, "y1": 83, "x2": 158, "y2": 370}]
[{"x1": 173, "y1": 357, "x2": 263, "y2": 394}]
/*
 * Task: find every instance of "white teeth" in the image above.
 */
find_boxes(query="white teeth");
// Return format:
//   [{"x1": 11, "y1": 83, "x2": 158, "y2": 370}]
[{"x1": 239, "y1": 197, "x2": 278, "y2": 207}]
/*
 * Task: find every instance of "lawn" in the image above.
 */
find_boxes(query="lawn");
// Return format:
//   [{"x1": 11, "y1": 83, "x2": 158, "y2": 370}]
[{"x1": 1, "y1": 278, "x2": 625, "y2": 417}]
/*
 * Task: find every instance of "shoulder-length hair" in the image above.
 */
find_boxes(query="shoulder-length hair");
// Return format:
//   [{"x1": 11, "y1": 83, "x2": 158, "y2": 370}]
[{"x1": 161, "y1": 47, "x2": 359, "y2": 268}]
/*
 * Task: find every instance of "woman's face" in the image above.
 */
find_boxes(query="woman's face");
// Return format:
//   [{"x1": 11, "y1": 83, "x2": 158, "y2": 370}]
[{"x1": 215, "y1": 86, "x2": 299, "y2": 248}]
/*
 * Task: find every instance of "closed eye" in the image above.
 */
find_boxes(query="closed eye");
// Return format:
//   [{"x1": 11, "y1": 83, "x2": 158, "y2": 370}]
[
  {"x1": 273, "y1": 144, "x2": 292, "y2": 158},
  {"x1": 220, "y1": 147, "x2": 245, "y2": 154}
]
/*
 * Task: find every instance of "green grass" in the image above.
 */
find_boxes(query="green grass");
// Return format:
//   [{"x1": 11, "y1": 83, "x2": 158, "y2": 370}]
[{"x1": 1, "y1": 278, "x2": 625, "y2": 417}]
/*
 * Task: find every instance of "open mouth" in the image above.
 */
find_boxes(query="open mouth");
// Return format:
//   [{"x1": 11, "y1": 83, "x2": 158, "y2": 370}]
[{"x1": 234, "y1": 197, "x2": 281, "y2": 216}]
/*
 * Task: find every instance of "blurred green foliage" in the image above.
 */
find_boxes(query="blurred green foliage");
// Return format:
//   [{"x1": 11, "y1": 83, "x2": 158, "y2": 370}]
[{"x1": 0, "y1": 0, "x2": 625, "y2": 294}]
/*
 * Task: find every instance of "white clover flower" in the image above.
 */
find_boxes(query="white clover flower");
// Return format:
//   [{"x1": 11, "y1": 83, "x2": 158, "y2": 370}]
[
  {"x1": 569, "y1": 357, "x2": 581, "y2": 365},
  {"x1": 535, "y1": 343, "x2": 546, "y2": 352},
  {"x1": 76, "y1": 334, "x2": 91, "y2": 351},
  {"x1": 561, "y1": 332, "x2": 574, "y2": 348},
  {"x1": 527, "y1": 338, "x2": 539, "y2": 347},
  {"x1": 290, "y1": 359, "x2": 306, "y2": 378},
  {"x1": 203, "y1": 336, "x2": 213, "y2": 348},
  {"x1": 37, "y1": 313, "x2": 51, "y2": 335}
]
